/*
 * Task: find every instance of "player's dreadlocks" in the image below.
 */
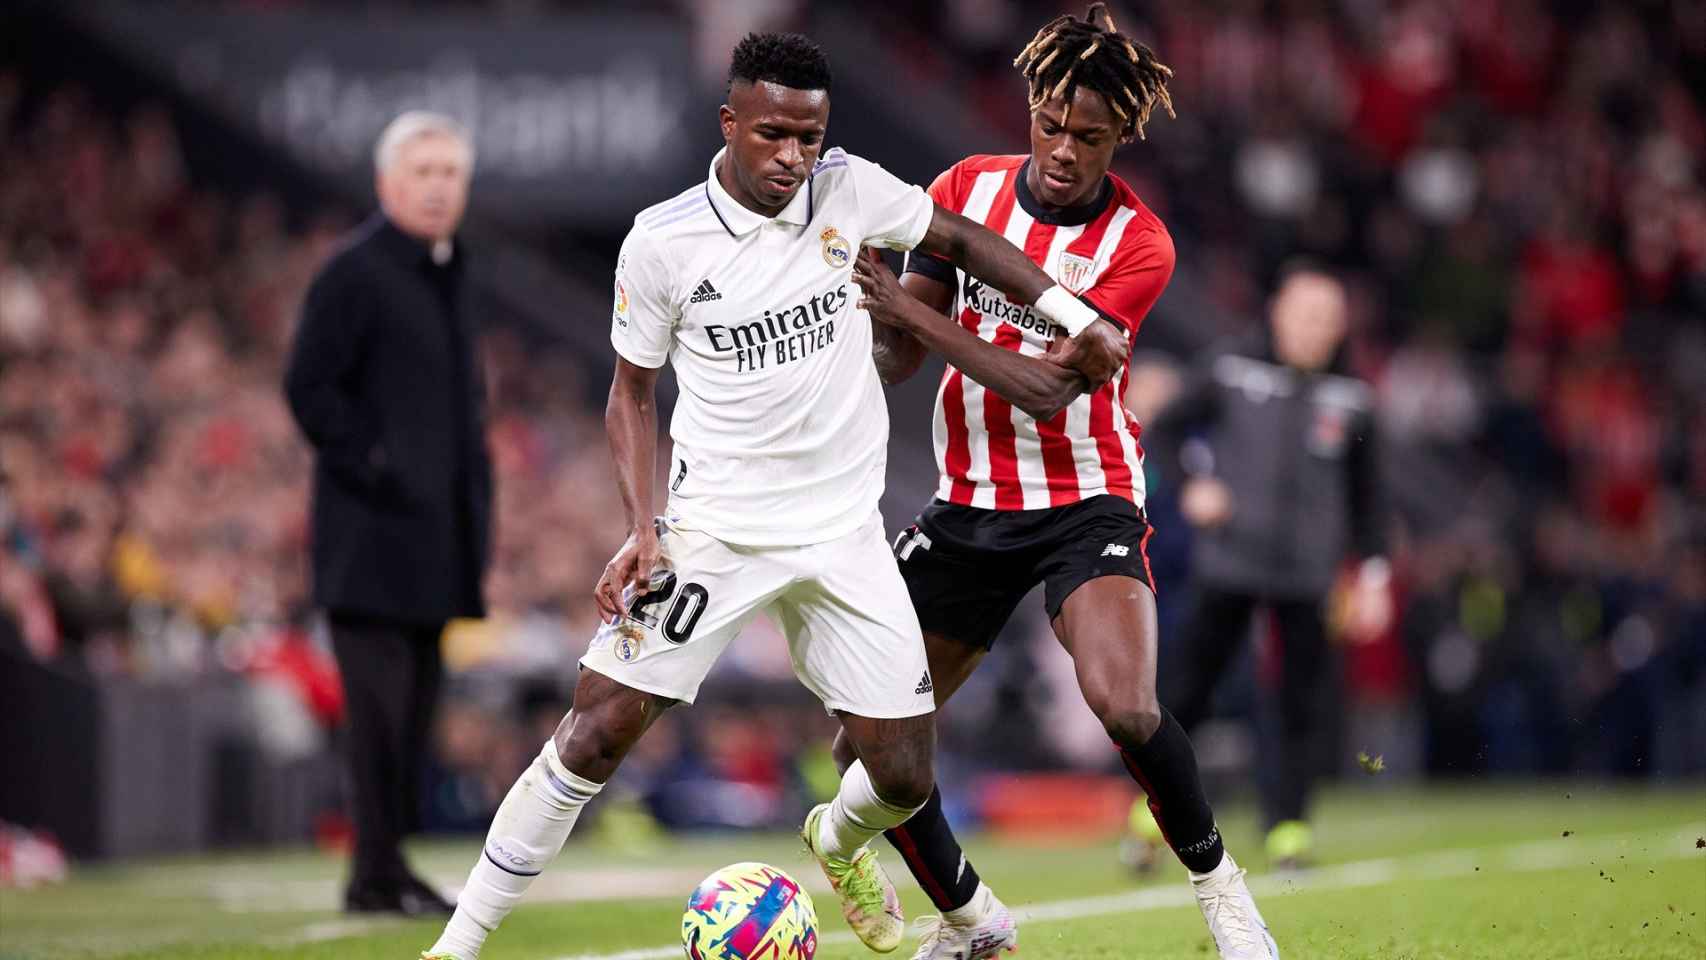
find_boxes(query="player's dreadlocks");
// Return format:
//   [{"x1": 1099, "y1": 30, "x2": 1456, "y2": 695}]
[
  {"x1": 1013, "y1": 3, "x2": 1174, "y2": 140},
  {"x1": 728, "y1": 32, "x2": 833, "y2": 94}
]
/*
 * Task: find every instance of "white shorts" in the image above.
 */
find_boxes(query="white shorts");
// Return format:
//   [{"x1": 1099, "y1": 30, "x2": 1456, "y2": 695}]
[{"x1": 580, "y1": 511, "x2": 934, "y2": 718}]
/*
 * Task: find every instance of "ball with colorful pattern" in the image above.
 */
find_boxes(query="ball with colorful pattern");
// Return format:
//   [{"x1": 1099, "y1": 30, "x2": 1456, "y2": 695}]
[{"x1": 681, "y1": 861, "x2": 818, "y2": 960}]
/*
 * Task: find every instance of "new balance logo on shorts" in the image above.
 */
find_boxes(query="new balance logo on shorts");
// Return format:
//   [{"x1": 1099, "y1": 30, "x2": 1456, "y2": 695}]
[
  {"x1": 1101, "y1": 543, "x2": 1131, "y2": 558},
  {"x1": 689, "y1": 279, "x2": 722, "y2": 303},
  {"x1": 915, "y1": 672, "x2": 933, "y2": 695}
]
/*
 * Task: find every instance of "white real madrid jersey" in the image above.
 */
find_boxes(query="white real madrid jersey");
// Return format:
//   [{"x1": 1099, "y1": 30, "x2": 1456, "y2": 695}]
[{"x1": 610, "y1": 146, "x2": 934, "y2": 547}]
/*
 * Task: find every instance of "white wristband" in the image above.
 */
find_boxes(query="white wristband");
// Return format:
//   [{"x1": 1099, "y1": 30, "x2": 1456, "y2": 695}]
[{"x1": 1034, "y1": 284, "x2": 1100, "y2": 337}]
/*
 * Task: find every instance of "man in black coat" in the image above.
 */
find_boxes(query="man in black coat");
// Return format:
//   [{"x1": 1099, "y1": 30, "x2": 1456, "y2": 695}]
[
  {"x1": 1130, "y1": 264, "x2": 1389, "y2": 870},
  {"x1": 285, "y1": 111, "x2": 491, "y2": 915}
]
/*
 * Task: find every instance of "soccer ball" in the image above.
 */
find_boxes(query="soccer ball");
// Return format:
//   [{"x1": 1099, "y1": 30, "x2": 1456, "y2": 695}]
[{"x1": 681, "y1": 861, "x2": 818, "y2": 960}]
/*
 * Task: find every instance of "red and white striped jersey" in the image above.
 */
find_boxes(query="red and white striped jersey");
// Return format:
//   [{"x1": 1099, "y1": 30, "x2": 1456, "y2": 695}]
[{"x1": 906, "y1": 154, "x2": 1175, "y2": 511}]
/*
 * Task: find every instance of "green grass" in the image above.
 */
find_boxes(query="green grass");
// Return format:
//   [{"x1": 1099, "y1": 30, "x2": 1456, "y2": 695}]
[{"x1": 2, "y1": 785, "x2": 1703, "y2": 959}]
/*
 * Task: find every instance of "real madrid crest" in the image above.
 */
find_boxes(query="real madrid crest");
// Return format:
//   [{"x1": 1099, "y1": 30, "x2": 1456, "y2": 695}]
[
  {"x1": 821, "y1": 227, "x2": 852, "y2": 268},
  {"x1": 614, "y1": 631, "x2": 640, "y2": 662},
  {"x1": 1058, "y1": 253, "x2": 1093, "y2": 294}
]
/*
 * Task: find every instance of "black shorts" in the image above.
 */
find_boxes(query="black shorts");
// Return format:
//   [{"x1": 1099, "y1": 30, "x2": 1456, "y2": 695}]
[{"x1": 892, "y1": 494, "x2": 1155, "y2": 650}]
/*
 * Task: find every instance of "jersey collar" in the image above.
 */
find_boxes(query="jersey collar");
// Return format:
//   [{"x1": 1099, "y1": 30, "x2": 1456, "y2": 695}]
[
  {"x1": 705, "y1": 147, "x2": 814, "y2": 237},
  {"x1": 1015, "y1": 159, "x2": 1112, "y2": 227},
  {"x1": 372, "y1": 214, "x2": 461, "y2": 270}
]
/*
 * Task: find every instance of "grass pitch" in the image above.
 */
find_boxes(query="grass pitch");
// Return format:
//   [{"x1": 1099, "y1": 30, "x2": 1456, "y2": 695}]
[{"x1": 3, "y1": 785, "x2": 1702, "y2": 959}]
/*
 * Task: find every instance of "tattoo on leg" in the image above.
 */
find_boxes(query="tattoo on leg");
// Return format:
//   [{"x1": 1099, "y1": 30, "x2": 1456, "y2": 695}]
[{"x1": 873, "y1": 713, "x2": 930, "y2": 746}]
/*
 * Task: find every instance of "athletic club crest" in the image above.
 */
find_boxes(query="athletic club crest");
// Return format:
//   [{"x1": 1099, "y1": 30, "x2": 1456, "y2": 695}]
[
  {"x1": 1058, "y1": 252, "x2": 1093, "y2": 293},
  {"x1": 820, "y1": 227, "x2": 852, "y2": 268}
]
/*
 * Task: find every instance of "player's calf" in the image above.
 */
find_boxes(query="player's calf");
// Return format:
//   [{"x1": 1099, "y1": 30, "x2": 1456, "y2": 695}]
[
  {"x1": 424, "y1": 739, "x2": 603, "y2": 960},
  {"x1": 423, "y1": 672, "x2": 673, "y2": 960},
  {"x1": 817, "y1": 712, "x2": 935, "y2": 858},
  {"x1": 1113, "y1": 706, "x2": 1226, "y2": 874},
  {"x1": 805, "y1": 713, "x2": 935, "y2": 953},
  {"x1": 1080, "y1": 677, "x2": 1226, "y2": 873}
]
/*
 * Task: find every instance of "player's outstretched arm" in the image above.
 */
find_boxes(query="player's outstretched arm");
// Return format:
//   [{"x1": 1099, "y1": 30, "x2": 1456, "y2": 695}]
[
  {"x1": 855, "y1": 248, "x2": 1087, "y2": 421},
  {"x1": 914, "y1": 204, "x2": 1127, "y2": 387},
  {"x1": 596, "y1": 358, "x2": 663, "y2": 623}
]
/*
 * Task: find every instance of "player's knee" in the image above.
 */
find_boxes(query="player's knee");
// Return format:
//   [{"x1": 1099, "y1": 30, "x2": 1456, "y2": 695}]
[
  {"x1": 556, "y1": 725, "x2": 624, "y2": 780},
  {"x1": 873, "y1": 768, "x2": 933, "y2": 811},
  {"x1": 557, "y1": 699, "x2": 650, "y2": 779},
  {"x1": 830, "y1": 729, "x2": 859, "y2": 774},
  {"x1": 863, "y1": 754, "x2": 934, "y2": 810},
  {"x1": 1099, "y1": 698, "x2": 1163, "y2": 749}
]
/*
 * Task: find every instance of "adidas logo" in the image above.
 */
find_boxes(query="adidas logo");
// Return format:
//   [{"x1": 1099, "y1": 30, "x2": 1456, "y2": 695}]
[
  {"x1": 915, "y1": 672, "x2": 933, "y2": 695},
  {"x1": 689, "y1": 279, "x2": 722, "y2": 303}
]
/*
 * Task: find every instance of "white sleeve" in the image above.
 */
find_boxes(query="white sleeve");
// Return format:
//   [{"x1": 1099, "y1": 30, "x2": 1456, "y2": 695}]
[
  {"x1": 610, "y1": 225, "x2": 677, "y2": 369},
  {"x1": 845, "y1": 151, "x2": 935, "y2": 252}
]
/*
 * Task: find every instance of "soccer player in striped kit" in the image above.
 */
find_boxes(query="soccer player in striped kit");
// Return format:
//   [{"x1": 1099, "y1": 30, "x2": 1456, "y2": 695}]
[{"x1": 844, "y1": 6, "x2": 1278, "y2": 959}]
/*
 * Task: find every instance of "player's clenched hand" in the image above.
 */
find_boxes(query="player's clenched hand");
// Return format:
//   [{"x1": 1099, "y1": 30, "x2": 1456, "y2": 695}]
[
  {"x1": 594, "y1": 525, "x2": 661, "y2": 623},
  {"x1": 852, "y1": 247, "x2": 915, "y2": 331},
  {"x1": 1044, "y1": 332, "x2": 1094, "y2": 392},
  {"x1": 1052, "y1": 318, "x2": 1127, "y2": 388}
]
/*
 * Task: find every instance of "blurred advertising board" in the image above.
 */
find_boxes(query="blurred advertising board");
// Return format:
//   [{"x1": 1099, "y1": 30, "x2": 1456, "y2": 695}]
[{"x1": 77, "y1": 2, "x2": 705, "y2": 226}]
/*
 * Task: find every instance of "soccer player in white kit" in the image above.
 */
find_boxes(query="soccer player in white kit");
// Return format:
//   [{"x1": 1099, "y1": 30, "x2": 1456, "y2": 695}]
[{"x1": 422, "y1": 32, "x2": 1128, "y2": 960}]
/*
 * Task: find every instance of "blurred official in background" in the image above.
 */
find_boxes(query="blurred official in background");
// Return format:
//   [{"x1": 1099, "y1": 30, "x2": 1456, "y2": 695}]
[
  {"x1": 1135, "y1": 264, "x2": 1389, "y2": 870},
  {"x1": 284, "y1": 112, "x2": 490, "y2": 915}
]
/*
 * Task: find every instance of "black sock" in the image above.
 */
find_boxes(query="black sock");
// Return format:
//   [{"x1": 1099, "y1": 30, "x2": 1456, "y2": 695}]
[
  {"x1": 883, "y1": 786, "x2": 981, "y2": 912},
  {"x1": 1117, "y1": 707, "x2": 1225, "y2": 874}
]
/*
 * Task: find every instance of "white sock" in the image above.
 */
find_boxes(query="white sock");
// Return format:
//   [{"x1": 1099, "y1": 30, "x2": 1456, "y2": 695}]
[
  {"x1": 815, "y1": 759, "x2": 924, "y2": 860},
  {"x1": 1189, "y1": 850, "x2": 1235, "y2": 885},
  {"x1": 943, "y1": 883, "x2": 995, "y2": 924},
  {"x1": 428, "y1": 740, "x2": 602, "y2": 960}
]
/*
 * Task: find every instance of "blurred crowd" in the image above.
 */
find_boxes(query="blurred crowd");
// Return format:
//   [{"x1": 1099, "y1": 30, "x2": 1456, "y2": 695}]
[
  {"x1": 0, "y1": 77, "x2": 643, "y2": 678},
  {"x1": 887, "y1": 0, "x2": 1706, "y2": 776},
  {"x1": 0, "y1": 79, "x2": 324, "y2": 671}
]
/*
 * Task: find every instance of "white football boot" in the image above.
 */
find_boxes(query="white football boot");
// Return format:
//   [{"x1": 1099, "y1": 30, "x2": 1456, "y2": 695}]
[
  {"x1": 1191, "y1": 854, "x2": 1279, "y2": 959},
  {"x1": 909, "y1": 884, "x2": 1017, "y2": 960}
]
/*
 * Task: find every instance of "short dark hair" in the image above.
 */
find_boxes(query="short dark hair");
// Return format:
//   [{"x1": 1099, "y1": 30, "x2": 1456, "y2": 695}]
[{"x1": 728, "y1": 32, "x2": 833, "y2": 94}]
